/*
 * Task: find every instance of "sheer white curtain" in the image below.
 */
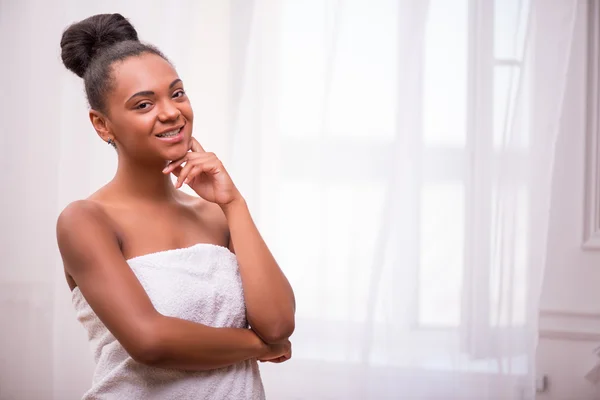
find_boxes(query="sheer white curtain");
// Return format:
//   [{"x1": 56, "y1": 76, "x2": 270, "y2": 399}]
[
  {"x1": 0, "y1": 0, "x2": 577, "y2": 399},
  {"x1": 230, "y1": 0, "x2": 577, "y2": 399}
]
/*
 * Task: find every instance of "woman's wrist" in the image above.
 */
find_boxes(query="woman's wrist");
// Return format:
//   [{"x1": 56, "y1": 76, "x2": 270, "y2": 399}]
[
  {"x1": 244, "y1": 327, "x2": 268, "y2": 358},
  {"x1": 219, "y1": 196, "x2": 247, "y2": 217}
]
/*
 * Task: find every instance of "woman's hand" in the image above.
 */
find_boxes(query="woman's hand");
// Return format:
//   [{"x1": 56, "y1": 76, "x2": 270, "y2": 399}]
[
  {"x1": 258, "y1": 338, "x2": 292, "y2": 364},
  {"x1": 163, "y1": 137, "x2": 242, "y2": 206}
]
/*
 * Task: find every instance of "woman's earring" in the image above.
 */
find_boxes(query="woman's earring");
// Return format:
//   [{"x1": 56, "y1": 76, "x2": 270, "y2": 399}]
[{"x1": 107, "y1": 138, "x2": 115, "y2": 148}]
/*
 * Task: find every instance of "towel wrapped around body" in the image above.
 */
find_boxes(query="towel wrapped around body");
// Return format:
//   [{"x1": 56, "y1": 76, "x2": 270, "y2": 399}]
[{"x1": 71, "y1": 243, "x2": 265, "y2": 400}]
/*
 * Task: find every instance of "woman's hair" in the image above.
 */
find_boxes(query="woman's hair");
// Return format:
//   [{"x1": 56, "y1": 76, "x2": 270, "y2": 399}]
[{"x1": 60, "y1": 13, "x2": 168, "y2": 113}]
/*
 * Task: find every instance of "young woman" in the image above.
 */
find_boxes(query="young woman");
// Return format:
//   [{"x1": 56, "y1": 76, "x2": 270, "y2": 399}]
[{"x1": 56, "y1": 13, "x2": 295, "y2": 400}]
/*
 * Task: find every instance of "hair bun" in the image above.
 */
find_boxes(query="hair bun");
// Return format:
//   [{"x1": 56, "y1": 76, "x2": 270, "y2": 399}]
[{"x1": 60, "y1": 13, "x2": 138, "y2": 78}]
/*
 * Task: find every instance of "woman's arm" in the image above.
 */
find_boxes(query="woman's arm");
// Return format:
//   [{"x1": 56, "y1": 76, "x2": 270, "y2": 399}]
[
  {"x1": 56, "y1": 200, "x2": 288, "y2": 371},
  {"x1": 164, "y1": 137, "x2": 296, "y2": 344},
  {"x1": 221, "y1": 198, "x2": 296, "y2": 344}
]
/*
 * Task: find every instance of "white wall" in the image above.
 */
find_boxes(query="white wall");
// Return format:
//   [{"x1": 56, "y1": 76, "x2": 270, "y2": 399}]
[
  {"x1": 0, "y1": 1, "x2": 67, "y2": 399},
  {"x1": 537, "y1": 2, "x2": 600, "y2": 399}
]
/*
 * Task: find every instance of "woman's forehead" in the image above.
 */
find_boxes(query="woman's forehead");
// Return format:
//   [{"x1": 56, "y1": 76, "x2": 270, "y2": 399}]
[{"x1": 111, "y1": 54, "x2": 179, "y2": 100}]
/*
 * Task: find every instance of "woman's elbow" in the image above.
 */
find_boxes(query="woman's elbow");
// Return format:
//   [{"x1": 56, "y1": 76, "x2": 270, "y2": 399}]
[
  {"x1": 260, "y1": 318, "x2": 295, "y2": 344},
  {"x1": 123, "y1": 319, "x2": 166, "y2": 366},
  {"x1": 127, "y1": 333, "x2": 164, "y2": 366}
]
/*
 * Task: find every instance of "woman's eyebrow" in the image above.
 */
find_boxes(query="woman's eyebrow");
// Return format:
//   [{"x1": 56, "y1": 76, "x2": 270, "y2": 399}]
[
  {"x1": 126, "y1": 79, "x2": 183, "y2": 103},
  {"x1": 127, "y1": 90, "x2": 154, "y2": 103}
]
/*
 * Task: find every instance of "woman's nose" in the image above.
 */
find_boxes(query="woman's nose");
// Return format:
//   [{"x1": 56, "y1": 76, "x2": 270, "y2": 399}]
[{"x1": 158, "y1": 102, "x2": 181, "y2": 122}]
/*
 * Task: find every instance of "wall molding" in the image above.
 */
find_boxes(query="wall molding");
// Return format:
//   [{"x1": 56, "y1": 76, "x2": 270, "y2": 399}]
[
  {"x1": 539, "y1": 309, "x2": 600, "y2": 342},
  {"x1": 583, "y1": 0, "x2": 600, "y2": 250}
]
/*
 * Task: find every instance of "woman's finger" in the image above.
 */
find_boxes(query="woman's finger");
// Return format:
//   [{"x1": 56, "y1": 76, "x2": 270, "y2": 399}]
[
  {"x1": 163, "y1": 156, "x2": 187, "y2": 174},
  {"x1": 179, "y1": 159, "x2": 221, "y2": 186},
  {"x1": 184, "y1": 158, "x2": 225, "y2": 184},
  {"x1": 190, "y1": 137, "x2": 206, "y2": 153},
  {"x1": 268, "y1": 355, "x2": 289, "y2": 363},
  {"x1": 171, "y1": 165, "x2": 183, "y2": 177},
  {"x1": 175, "y1": 161, "x2": 196, "y2": 188},
  {"x1": 163, "y1": 151, "x2": 214, "y2": 174},
  {"x1": 183, "y1": 165, "x2": 204, "y2": 185}
]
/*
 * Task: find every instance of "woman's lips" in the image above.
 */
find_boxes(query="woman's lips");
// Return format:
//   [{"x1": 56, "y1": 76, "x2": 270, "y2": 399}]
[{"x1": 155, "y1": 125, "x2": 185, "y2": 144}]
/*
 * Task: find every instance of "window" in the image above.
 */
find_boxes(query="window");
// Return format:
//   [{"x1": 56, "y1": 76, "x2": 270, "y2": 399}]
[{"x1": 267, "y1": 0, "x2": 531, "y2": 371}]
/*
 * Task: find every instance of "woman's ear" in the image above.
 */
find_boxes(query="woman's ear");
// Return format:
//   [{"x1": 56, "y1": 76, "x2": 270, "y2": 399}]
[{"x1": 89, "y1": 110, "x2": 112, "y2": 143}]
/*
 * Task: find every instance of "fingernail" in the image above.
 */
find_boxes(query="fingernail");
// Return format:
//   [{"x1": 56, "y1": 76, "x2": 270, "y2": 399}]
[{"x1": 162, "y1": 167, "x2": 169, "y2": 173}]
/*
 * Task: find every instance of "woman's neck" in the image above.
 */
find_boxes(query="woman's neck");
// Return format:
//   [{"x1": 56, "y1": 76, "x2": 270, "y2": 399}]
[{"x1": 110, "y1": 155, "x2": 177, "y2": 202}]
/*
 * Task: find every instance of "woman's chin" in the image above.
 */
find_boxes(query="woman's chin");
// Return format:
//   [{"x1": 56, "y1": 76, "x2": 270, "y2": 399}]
[{"x1": 162, "y1": 145, "x2": 190, "y2": 162}]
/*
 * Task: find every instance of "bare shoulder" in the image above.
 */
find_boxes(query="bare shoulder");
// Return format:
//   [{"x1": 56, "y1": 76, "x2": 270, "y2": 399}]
[
  {"x1": 178, "y1": 192, "x2": 227, "y2": 225},
  {"x1": 56, "y1": 199, "x2": 112, "y2": 239},
  {"x1": 56, "y1": 199, "x2": 120, "y2": 275},
  {"x1": 58, "y1": 199, "x2": 106, "y2": 220}
]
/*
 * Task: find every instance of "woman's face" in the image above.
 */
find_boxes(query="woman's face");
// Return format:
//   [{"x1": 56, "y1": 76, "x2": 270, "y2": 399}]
[{"x1": 103, "y1": 53, "x2": 194, "y2": 162}]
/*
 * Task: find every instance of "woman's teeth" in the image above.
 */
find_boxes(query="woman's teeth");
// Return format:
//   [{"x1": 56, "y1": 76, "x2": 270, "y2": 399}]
[{"x1": 157, "y1": 128, "x2": 181, "y2": 138}]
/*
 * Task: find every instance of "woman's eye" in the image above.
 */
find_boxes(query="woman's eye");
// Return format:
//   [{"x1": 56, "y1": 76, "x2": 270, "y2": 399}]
[
  {"x1": 173, "y1": 90, "x2": 186, "y2": 98},
  {"x1": 136, "y1": 102, "x2": 151, "y2": 110}
]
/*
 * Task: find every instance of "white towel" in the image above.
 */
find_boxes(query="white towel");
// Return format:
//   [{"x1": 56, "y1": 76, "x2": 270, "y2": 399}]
[{"x1": 72, "y1": 243, "x2": 265, "y2": 400}]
